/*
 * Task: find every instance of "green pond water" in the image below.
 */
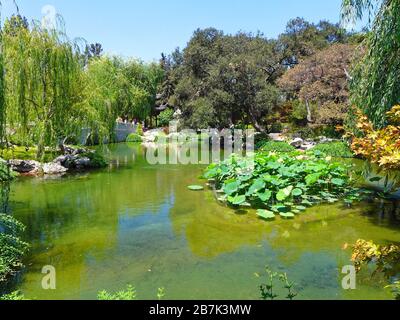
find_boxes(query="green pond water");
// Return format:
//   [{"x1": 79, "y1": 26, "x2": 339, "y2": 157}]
[{"x1": 7, "y1": 143, "x2": 400, "y2": 300}]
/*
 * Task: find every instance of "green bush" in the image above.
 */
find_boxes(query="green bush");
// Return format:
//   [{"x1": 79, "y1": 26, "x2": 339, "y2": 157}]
[
  {"x1": 126, "y1": 133, "x2": 143, "y2": 143},
  {"x1": 293, "y1": 127, "x2": 316, "y2": 140},
  {"x1": 136, "y1": 123, "x2": 144, "y2": 136},
  {"x1": 0, "y1": 291, "x2": 25, "y2": 300},
  {"x1": 312, "y1": 142, "x2": 354, "y2": 158},
  {"x1": 158, "y1": 109, "x2": 175, "y2": 127},
  {"x1": 255, "y1": 132, "x2": 271, "y2": 150},
  {"x1": 259, "y1": 141, "x2": 296, "y2": 153},
  {"x1": 82, "y1": 151, "x2": 108, "y2": 168},
  {"x1": 0, "y1": 214, "x2": 29, "y2": 282},
  {"x1": 269, "y1": 122, "x2": 283, "y2": 134},
  {"x1": 0, "y1": 161, "x2": 17, "y2": 182}
]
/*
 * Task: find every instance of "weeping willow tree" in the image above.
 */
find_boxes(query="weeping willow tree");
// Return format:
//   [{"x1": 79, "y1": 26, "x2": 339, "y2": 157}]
[
  {"x1": 0, "y1": 4, "x2": 28, "y2": 286},
  {"x1": 2, "y1": 16, "x2": 98, "y2": 159},
  {"x1": 85, "y1": 56, "x2": 163, "y2": 140},
  {"x1": 342, "y1": 0, "x2": 400, "y2": 128}
]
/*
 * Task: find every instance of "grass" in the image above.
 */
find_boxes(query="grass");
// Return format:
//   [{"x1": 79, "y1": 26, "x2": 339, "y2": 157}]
[
  {"x1": 312, "y1": 141, "x2": 354, "y2": 158},
  {"x1": 259, "y1": 141, "x2": 296, "y2": 153},
  {"x1": 0, "y1": 146, "x2": 58, "y2": 162}
]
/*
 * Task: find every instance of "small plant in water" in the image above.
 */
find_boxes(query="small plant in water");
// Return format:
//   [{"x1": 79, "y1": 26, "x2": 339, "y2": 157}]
[
  {"x1": 97, "y1": 285, "x2": 166, "y2": 300},
  {"x1": 157, "y1": 287, "x2": 166, "y2": 300},
  {"x1": 97, "y1": 285, "x2": 137, "y2": 300},
  {"x1": 259, "y1": 267, "x2": 298, "y2": 300}
]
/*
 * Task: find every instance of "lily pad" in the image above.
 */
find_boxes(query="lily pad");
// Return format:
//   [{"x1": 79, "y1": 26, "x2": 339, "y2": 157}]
[
  {"x1": 188, "y1": 185, "x2": 204, "y2": 191},
  {"x1": 228, "y1": 195, "x2": 247, "y2": 206},
  {"x1": 257, "y1": 209, "x2": 276, "y2": 220},
  {"x1": 279, "y1": 212, "x2": 295, "y2": 219},
  {"x1": 292, "y1": 188, "x2": 303, "y2": 197}
]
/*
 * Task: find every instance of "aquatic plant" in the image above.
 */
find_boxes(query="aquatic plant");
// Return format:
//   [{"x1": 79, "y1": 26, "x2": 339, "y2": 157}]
[
  {"x1": 259, "y1": 266, "x2": 298, "y2": 300},
  {"x1": 97, "y1": 285, "x2": 166, "y2": 300},
  {"x1": 98, "y1": 285, "x2": 137, "y2": 300},
  {"x1": 204, "y1": 150, "x2": 368, "y2": 220}
]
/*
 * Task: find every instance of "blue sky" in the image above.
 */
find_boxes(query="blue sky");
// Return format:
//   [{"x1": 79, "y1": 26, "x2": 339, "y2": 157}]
[{"x1": 2, "y1": 0, "x2": 354, "y2": 61}]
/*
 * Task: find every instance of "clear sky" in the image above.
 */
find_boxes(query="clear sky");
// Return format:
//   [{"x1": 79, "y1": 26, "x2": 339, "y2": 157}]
[{"x1": 2, "y1": 0, "x2": 352, "y2": 62}]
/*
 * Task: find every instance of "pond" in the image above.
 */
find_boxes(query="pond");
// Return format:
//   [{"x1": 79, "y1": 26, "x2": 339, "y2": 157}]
[{"x1": 7, "y1": 143, "x2": 400, "y2": 300}]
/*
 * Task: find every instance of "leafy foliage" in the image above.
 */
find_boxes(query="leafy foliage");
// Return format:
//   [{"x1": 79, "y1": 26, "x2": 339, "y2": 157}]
[
  {"x1": 158, "y1": 109, "x2": 175, "y2": 127},
  {"x1": 351, "y1": 239, "x2": 400, "y2": 276},
  {"x1": 350, "y1": 106, "x2": 400, "y2": 169},
  {"x1": 82, "y1": 151, "x2": 108, "y2": 169},
  {"x1": 342, "y1": 0, "x2": 400, "y2": 128},
  {"x1": 85, "y1": 57, "x2": 163, "y2": 142},
  {"x1": 351, "y1": 239, "x2": 400, "y2": 300},
  {"x1": 126, "y1": 133, "x2": 143, "y2": 143},
  {"x1": 278, "y1": 44, "x2": 356, "y2": 126},
  {"x1": 312, "y1": 141, "x2": 354, "y2": 158},
  {"x1": 0, "y1": 291, "x2": 25, "y2": 300},
  {"x1": 0, "y1": 214, "x2": 29, "y2": 282},
  {"x1": 161, "y1": 20, "x2": 351, "y2": 132},
  {"x1": 2, "y1": 17, "x2": 90, "y2": 159},
  {"x1": 204, "y1": 151, "x2": 367, "y2": 219}
]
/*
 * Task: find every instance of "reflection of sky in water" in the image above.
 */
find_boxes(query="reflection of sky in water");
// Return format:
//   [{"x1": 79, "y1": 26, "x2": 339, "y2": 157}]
[{"x1": 8, "y1": 143, "x2": 400, "y2": 300}]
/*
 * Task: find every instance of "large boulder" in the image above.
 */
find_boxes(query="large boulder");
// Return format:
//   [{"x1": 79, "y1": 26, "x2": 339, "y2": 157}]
[
  {"x1": 9, "y1": 160, "x2": 41, "y2": 174},
  {"x1": 42, "y1": 163, "x2": 68, "y2": 175},
  {"x1": 290, "y1": 138, "x2": 304, "y2": 149},
  {"x1": 74, "y1": 157, "x2": 91, "y2": 169}
]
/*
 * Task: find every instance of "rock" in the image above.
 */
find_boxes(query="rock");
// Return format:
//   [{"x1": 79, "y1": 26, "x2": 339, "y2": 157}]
[
  {"x1": 9, "y1": 160, "x2": 41, "y2": 174},
  {"x1": 74, "y1": 157, "x2": 91, "y2": 169},
  {"x1": 300, "y1": 143, "x2": 316, "y2": 151},
  {"x1": 42, "y1": 163, "x2": 68, "y2": 175},
  {"x1": 290, "y1": 138, "x2": 304, "y2": 148},
  {"x1": 53, "y1": 155, "x2": 74, "y2": 168},
  {"x1": 317, "y1": 136, "x2": 336, "y2": 144}
]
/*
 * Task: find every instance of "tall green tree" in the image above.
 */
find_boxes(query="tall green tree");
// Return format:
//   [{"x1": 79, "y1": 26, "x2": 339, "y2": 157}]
[
  {"x1": 342, "y1": 0, "x2": 400, "y2": 128},
  {"x1": 85, "y1": 56, "x2": 163, "y2": 138},
  {"x1": 3, "y1": 18, "x2": 90, "y2": 159}
]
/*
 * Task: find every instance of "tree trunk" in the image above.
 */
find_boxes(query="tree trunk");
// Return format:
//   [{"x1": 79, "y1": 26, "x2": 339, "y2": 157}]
[
  {"x1": 306, "y1": 99, "x2": 313, "y2": 123},
  {"x1": 247, "y1": 106, "x2": 266, "y2": 133}
]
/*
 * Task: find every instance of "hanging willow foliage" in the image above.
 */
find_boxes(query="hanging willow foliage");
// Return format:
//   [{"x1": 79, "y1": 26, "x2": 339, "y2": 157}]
[
  {"x1": 0, "y1": 7, "x2": 6, "y2": 144},
  {"x1": 342, "y1": 0, "x2": 400, "y2": 129},
  {"x1": 2, "y1": 16, "x2": 104, "y2": 159}
]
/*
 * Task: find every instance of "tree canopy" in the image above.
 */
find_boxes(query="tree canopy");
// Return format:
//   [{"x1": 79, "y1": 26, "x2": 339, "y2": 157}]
[
  {"x1": 342, "y1": 0, "x2": 400, "y2": 128},
  {"x1": 160, "y1": 19, "x2": 353, "y2": 132},
  {"x1": 278, "y1": 43, "x2": 357, "y2": 126}
]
